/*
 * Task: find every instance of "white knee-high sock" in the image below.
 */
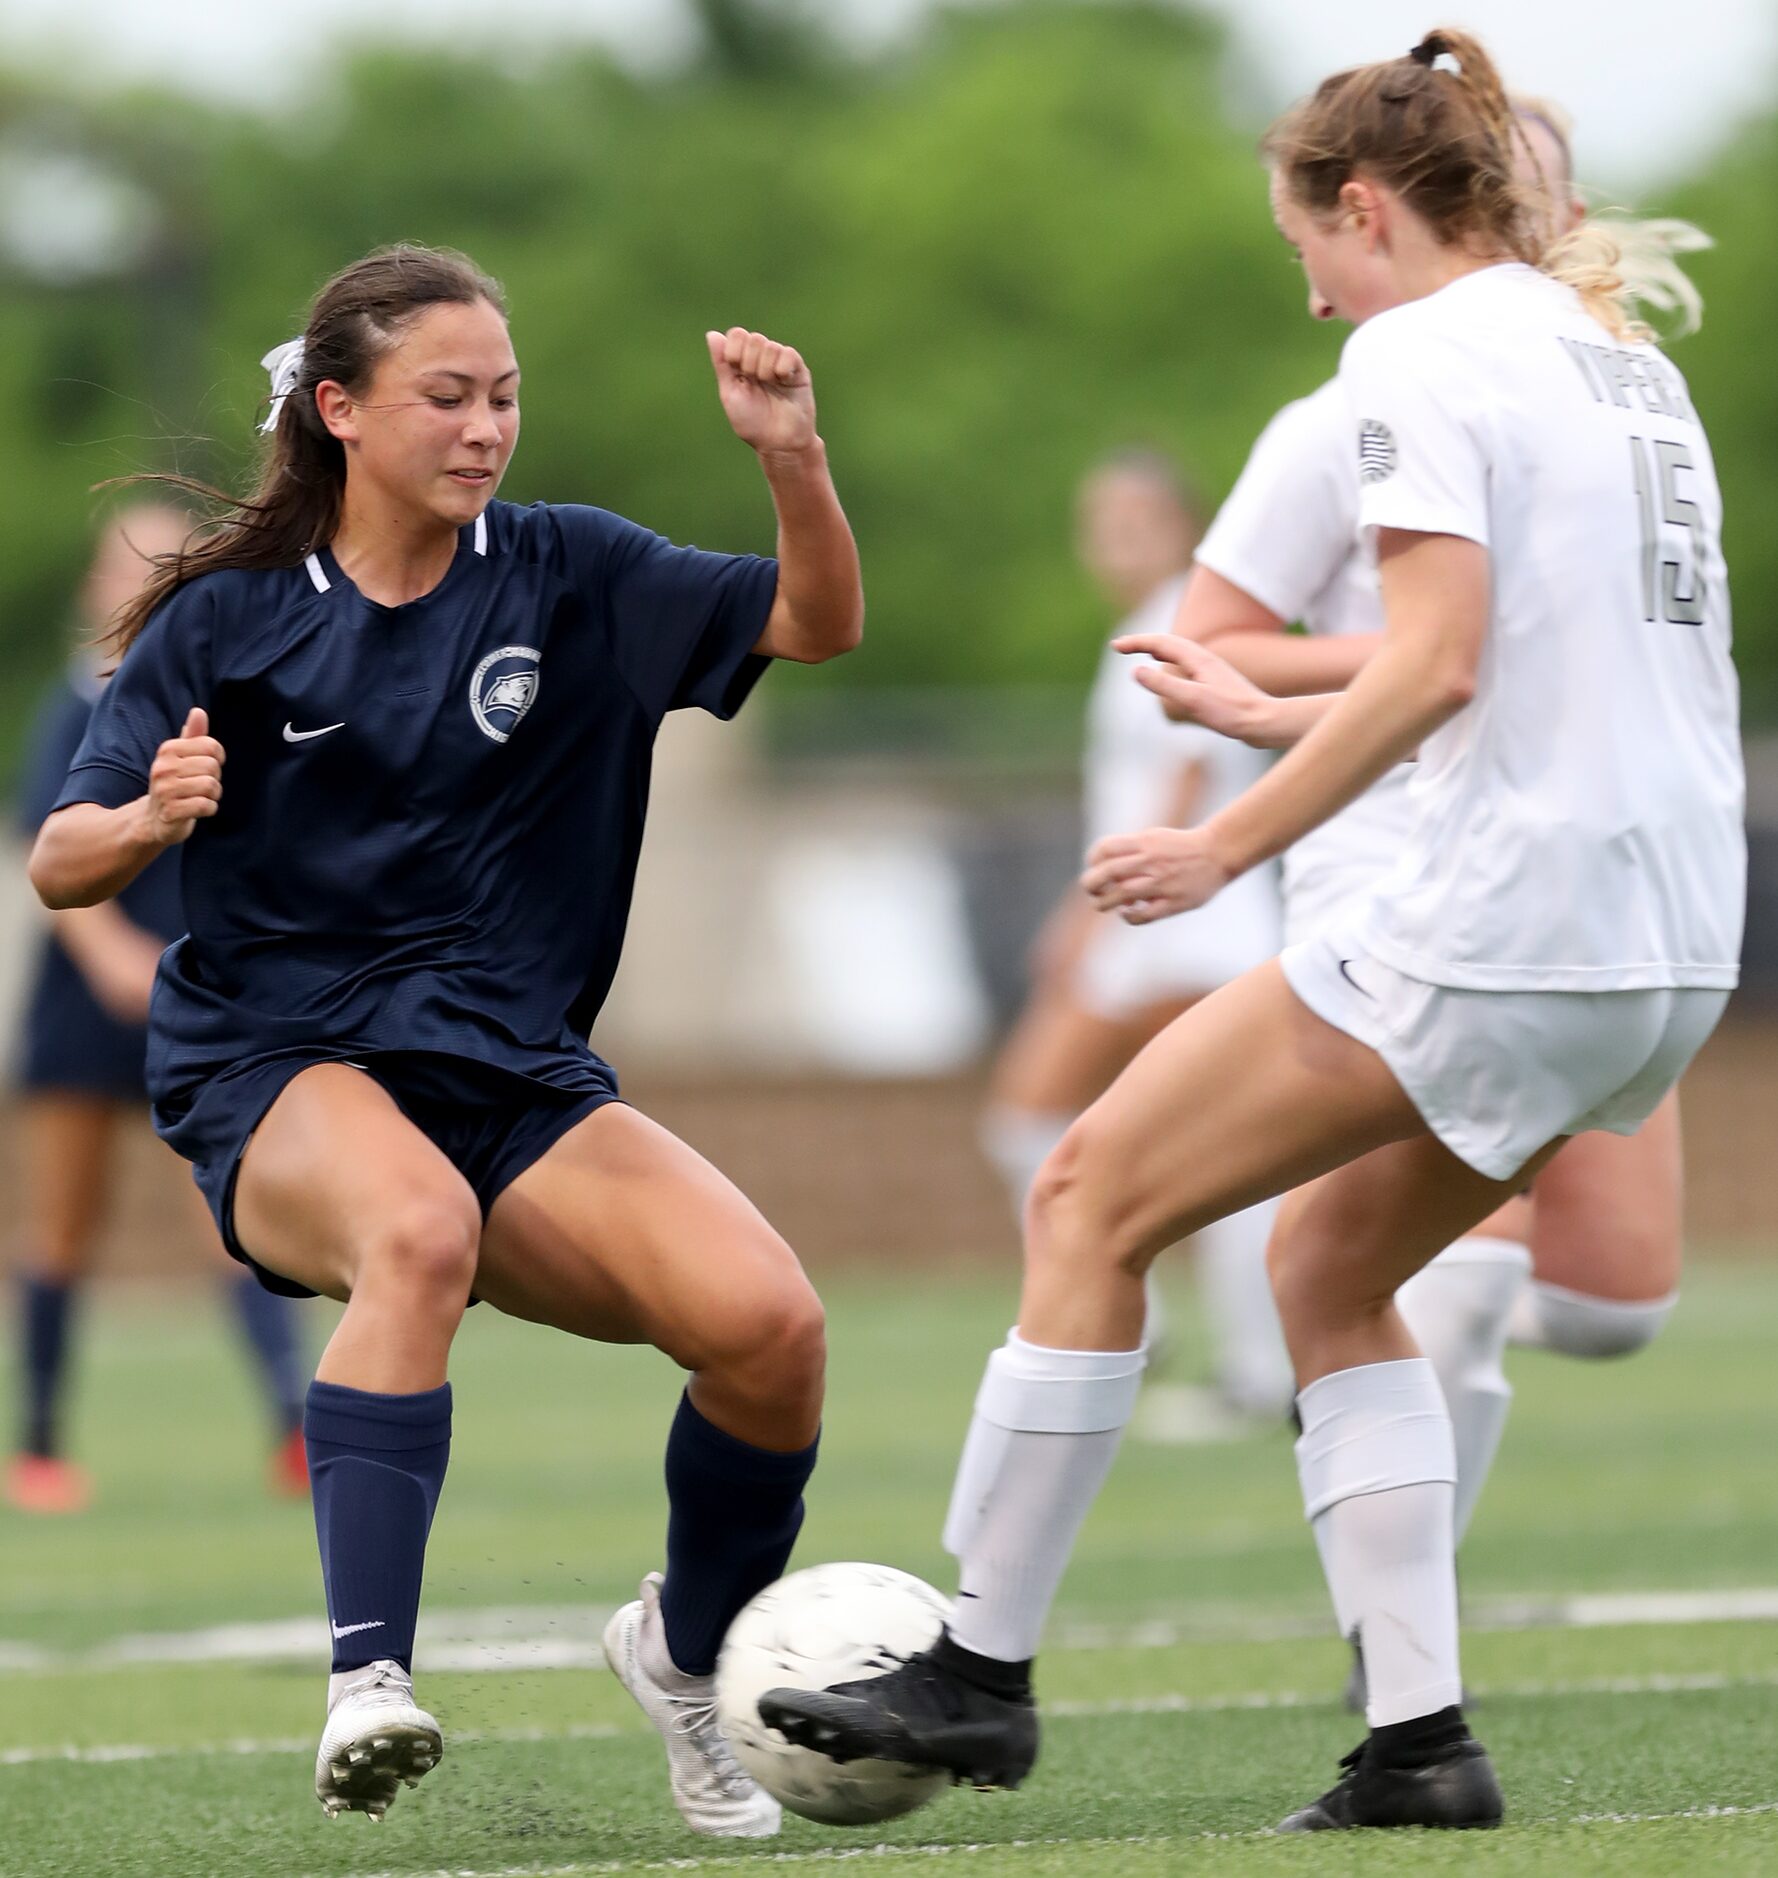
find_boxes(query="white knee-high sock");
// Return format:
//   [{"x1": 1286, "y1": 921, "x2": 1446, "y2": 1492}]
[
  {"x1": 978, "y1": 1107, "x2": 1072, "y2": 1217},
  {"x1": 1296, "y1": 1359, "x2": 1462, "y2": 1727},
  {"x1": 1395, "y1": 1237, "x2": 1532, "y2": 1545},
  {"x1": 1194, "y1": 1199, "x2": 1293, "y2": 1415},
  {"x1": 944, "y1": 1331, "x2": 1146, "y2": 1663},
  {"x1": 1508, "y1": 1281, "x2": 1676, "y2": 1358}
]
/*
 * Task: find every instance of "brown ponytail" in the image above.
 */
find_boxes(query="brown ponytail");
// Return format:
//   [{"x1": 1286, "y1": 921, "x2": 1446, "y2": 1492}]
[
  {"x1": 1263, "y1": 27, "x2": 1538, "y2": 267},
  {"x1": 106, "y1": 243, "x2": 506, "y2": 655},
  {"x1": 1266, "y1": 34, "x2": 1712, "y2": 346}
]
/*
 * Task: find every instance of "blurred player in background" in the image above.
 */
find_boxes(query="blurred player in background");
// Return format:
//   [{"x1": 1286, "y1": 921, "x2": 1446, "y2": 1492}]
[
  {"x1": 762, "y1": 27, "x2": 1741, "y2": 1833},
  {"x1": 29, "y1": 246, "x2": 862, "y2": 1835},
  {"x1": 8, "y1": 505, "x2": 309, "y2": 1516},
  {"x1": 981, "y1": 451, "x2": 1289, "y2": 1427},
  {"x1": 1172, "y1": 93, "x2": 1703, "y2": 1704}
]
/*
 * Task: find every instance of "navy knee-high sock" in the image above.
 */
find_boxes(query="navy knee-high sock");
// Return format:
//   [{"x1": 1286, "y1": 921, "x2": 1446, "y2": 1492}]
[
  {"x1": 304, "y1": 1381, "x2": 451, "y2": 1674},
  {"x1": 226, "y1": 1275, "x2": 309, "y2": 1436},
  {"x1": 659, "y1": 1391, "x2": 819, "y2": 1677},
  {"x1": 18, "y1": 1276, "x2": 77, "y2": 1459}
]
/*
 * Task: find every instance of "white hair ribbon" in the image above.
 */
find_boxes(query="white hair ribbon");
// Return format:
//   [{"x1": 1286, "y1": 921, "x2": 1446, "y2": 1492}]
[{"x1": 259, "y1": 338, "x2": 306, "y2": 435}]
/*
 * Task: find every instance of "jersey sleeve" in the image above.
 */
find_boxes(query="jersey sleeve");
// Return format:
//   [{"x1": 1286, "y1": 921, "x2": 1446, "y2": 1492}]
[
  {"x1": 52, "y1": 585, "x2": 215, "y2": 814},
  {"x1": 16, "y1": 682, "x2": 92, "y2": 836},
  {"x1": 1338, "y1": 318, "x2": 1491, "y2": 548},
  {"x1": 553, "y1": 505, "x2": 778, "y2": 722},
  {"x1": 1194, "y1": 387, "x2": 1359, "y2": 623}
]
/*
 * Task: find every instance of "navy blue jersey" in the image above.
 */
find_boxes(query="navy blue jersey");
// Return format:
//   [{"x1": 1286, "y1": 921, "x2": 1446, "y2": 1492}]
[{"x1": 52, "y1": 501, "x2": 776, "y2": 1113}]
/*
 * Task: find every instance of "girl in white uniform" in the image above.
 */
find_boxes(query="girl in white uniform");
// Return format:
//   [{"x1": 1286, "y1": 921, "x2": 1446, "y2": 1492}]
[
  {"x1": 758, "y1": 29, "x2": 1743, "y2": 1834},
  {"x1": 982, "y1": 454, "x2": 1288, "y2": 1419},
  {"x1": 1184, "y1": 100, "x2": 1701, "y2": 1605}
]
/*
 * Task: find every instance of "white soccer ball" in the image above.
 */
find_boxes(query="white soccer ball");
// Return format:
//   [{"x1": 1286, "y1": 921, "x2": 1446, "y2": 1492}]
[{"x1": 715, "y1": 1561, "x2": 953, "y2": 1826}]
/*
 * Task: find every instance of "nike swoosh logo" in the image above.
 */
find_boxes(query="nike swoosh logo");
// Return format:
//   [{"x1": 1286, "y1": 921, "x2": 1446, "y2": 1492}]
[
  {"x1": 283, "y1": 721, "x2": 345, "y2": 743},
  {"x1": 1336, "y1": 957, "x2": 1376, "y2": 999},
  {"x1": 331, "y1": 1619, "x2": 385, "y2": 1639}
]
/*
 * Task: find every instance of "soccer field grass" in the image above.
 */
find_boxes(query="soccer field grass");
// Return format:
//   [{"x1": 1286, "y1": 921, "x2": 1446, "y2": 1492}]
[{"x1": 4, "y1": 1258, "x2": 1776, "y2": 1875}]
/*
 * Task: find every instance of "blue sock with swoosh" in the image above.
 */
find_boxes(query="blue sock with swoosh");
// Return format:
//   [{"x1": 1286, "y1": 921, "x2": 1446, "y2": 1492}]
[
  {"x1": 659, "y1": 1391, "x2": 819, "y2": 1677},
  {"x1": 305, "y1": 1381, "x2": 452, "y2": 1674}
]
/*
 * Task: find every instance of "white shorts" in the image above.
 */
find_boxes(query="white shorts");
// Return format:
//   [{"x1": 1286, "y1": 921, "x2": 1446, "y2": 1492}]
[
  {"x1": 1075, "y1": 893, "x2": 1278, "y2": 1023},
  {"x1": 1282, "y1": 858, "x2": 1376, "y2": 950},
  {"x1": 1281, "y1": 931, "x2": 1728, "y2": 1181}
]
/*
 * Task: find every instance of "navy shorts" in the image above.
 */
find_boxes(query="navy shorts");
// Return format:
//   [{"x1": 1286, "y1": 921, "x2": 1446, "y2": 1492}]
[
  {"x1": 15, "y1": 950, "x2": 151, "y2": 1103},
  {"x1": 158, "y1": 1048, "x2": 621, "y2": 1299}
]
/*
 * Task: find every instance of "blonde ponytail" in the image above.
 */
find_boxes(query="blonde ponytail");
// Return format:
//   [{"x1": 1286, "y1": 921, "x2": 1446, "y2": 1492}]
[{"x1": 1542, "y1": 214, "x2": 1710, "y2": 344}]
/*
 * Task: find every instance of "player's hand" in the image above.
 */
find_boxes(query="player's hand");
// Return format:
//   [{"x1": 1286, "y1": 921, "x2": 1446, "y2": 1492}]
[
  {"x1": 1082, "y1": 825, "x2": 1233, "y2": 925},
  {"x1": 144, "y1": 707, "x2": 225, "y2": 846},
  {"x1": 706, "y1": 328, "x2": 817, "y2": 457},
  {"x1": 1114, "y1": 632, "x2": 1280, "y2": 746}
]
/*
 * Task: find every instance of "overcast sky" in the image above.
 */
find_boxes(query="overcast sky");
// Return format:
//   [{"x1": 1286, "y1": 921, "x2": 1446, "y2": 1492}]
[{"x1": 3, "y1": 0, "x2": 1773, "y2": 191}]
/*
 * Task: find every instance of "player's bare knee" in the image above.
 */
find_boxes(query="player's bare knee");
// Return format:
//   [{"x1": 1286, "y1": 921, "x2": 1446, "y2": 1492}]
[
  {"x1": 1024, "y1": 1121, "x2": 1145, "y2": 1275},
  {"x1": 357, "y1": 1198, "x2": 480, "y2": 1306},
  {"x1": 1266, "y1": 1227, "x2": 1370, "y2": 1342},
  {"x1": 730, "y1": 1281, "x2": 827, "y2": 1399}
]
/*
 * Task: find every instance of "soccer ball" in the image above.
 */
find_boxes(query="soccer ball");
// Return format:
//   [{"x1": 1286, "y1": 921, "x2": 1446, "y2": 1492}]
[{"x1": 715, "y1": 1561, "x2": 952, "y2": 1826}]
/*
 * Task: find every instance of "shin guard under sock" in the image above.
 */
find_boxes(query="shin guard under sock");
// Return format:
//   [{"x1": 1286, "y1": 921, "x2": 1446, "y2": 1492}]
[
  {"x1": 305, "y1": 1381, "x2": 452, "y2": 1674},
  {"x1": 659, "y1": 1391, "x2": 819, "y2": 1678}
]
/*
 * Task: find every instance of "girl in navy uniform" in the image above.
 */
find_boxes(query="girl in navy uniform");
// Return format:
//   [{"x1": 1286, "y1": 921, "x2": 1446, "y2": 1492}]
[
  {"x1": 30, "y1": 245, "x2": 863, "y2": 1833},
  {"x1": 10, "y1": 506, "x2": 310, "y2": 1515}
]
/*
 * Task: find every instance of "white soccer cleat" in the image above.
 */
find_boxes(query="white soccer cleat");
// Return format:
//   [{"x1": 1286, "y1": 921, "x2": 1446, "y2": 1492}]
[
  {"x1": 314, "y1": 1658, "x2": 443, "y2": 1821},
  {"x1": 604, "y1": 1572, "x2": 781, "y2": 1837}
]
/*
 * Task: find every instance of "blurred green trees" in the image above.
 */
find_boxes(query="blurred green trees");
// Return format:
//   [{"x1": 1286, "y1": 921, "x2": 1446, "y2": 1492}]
[{"x1": 0, "y1": 0, "x2": 1773, "y2": 782}]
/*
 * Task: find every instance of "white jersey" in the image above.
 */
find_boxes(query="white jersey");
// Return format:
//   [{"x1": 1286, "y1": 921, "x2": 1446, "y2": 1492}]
[
  {"x1": 1337, "y1": 262, "x2": 1743, "y2": 992},
  {"x1": 1075, "y1": 576, "x2": 1278, "y2": 1010},
  {"x1": 1194, "y1": 382, "x2": 1412, "y2": 940}
]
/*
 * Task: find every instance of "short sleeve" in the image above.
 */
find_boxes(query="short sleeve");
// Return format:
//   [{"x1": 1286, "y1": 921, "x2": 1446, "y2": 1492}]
[
  {"x1": 1339, "y1": 317, "x2": 1491, "y2": 548},
  {"x1": 1194, "y1": 386, "x2": 1360, "y2": 623},
  {"x1": 52, "y1": 585, "x2": 214, "y2": 814},
  {"x1": 16, "y1": 681, "x2": 93, "y2": 836},
  {"x1": 551, "y1": 505, "x2": 778, "y2": 723}
]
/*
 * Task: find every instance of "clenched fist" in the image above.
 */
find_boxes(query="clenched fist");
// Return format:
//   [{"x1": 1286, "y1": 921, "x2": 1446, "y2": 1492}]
[
  {"x1": 145, "y1": 706, "x2": 225, "y2": 846},
  {"x1": 706, "y1": 327, "x2": 817, "y2": 458}
]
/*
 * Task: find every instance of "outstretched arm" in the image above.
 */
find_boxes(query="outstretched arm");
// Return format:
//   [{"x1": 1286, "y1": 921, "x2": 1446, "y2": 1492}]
[
  {"x1": 1083, "y1": 531, "x2": 1484, "y2": 924},
  {"x1": 1114, "y1": 632, "x2": 1338, "y2": 750},
  {"x1": 29, "y1": 707, "x2": 223, "y2": 909},
  {"x1": 706, "y1": 328, "x2": 863, "y2": 664},
  {"x1": 1179, "y1": 565, "x2": 1380, "y2": 697}
]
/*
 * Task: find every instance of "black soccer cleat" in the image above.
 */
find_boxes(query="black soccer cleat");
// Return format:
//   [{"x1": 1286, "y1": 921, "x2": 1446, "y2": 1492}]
[
  {"x1": 1279, "y1": 1724, "x2": 1503, "y2": 1832},
  {"x1": 758, "y1": 1636, "x2": 1039, "y2": 1792}
]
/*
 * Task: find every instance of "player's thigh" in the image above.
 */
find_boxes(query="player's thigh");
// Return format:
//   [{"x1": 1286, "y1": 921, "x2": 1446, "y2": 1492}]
[
  {"x1": 1029, "y1": 962, "x2": 1426, "y2": 1275},
  {"x1": 476, "y1": 1102, "x2": 822, "y2": 1373},
  {"x1": 990, "y1": 980, "x2": 1193, "y2": 1115},
  {"x1": 1270, "y1": 1134, "x2": 1562, "y2": 1368},
  {"x1": 233, "y1": 1065, "x2": 481, "y2": 1303},
  {"x1": 20, "y1": 1095, "x2": 121, "y2": 1272},
  {"x1": 1528, "y1": 1092, "x2": 1684, "y2": 1300}
]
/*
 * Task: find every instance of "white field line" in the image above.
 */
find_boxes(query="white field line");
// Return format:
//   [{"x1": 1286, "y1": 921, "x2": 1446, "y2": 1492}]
[
  {"x1": 312, "y1": 1802, "x2": 1778, "y2": 1878},
  {"x1": 9, "y1": 1668, "x2": 1778, "y2": 1770},
  {"x1": 1, "y1": 1720, "x2": 622, "y2": 1769},
  {"x1": 7, "y1": 1584, "x2": 1778, "y2": 1677}
]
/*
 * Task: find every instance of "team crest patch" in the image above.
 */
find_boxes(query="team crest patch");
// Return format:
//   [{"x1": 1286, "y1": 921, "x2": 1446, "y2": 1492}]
[
  {"x1": 1358, "y1": 418, "x2": 1396, "y2": 484},
  {"x1": 470, "y1": 644, "x2": 542, "y2": 743}
]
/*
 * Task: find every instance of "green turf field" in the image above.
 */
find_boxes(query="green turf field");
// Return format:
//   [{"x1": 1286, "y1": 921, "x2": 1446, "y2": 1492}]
[{"x1": 3, "y1": 1259, "x2": 1776, "y2": 1876}]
